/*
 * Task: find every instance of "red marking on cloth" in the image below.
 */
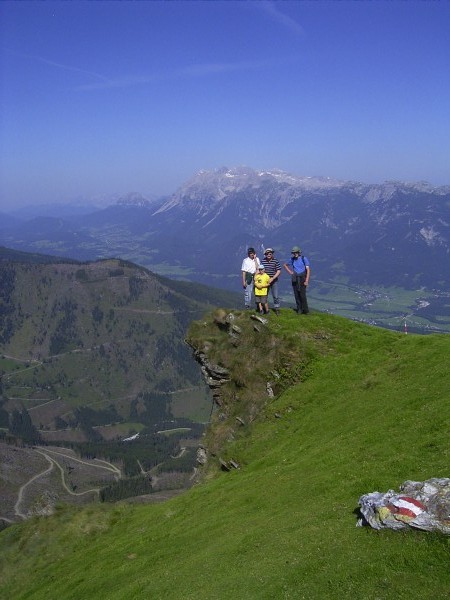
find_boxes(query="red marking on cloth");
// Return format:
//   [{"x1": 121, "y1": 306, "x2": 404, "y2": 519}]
[
  {"x1": 385, "y1": 502, "x2": 417, "y2": 518},
  {"x1": 397, "y1": 506, "x2": 419, "y2": 519},
  {"x1": 386, "y1": 496, "x2": 426, "y2": 519},
  {"x1": 398, "y1": 496, "x2": 426, "y2": 511}
]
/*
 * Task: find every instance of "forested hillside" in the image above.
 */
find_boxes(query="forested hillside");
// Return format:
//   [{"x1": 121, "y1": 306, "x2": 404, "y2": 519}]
[{"x1": 0, "y1": 253, "x2": 239, "y2": 518}]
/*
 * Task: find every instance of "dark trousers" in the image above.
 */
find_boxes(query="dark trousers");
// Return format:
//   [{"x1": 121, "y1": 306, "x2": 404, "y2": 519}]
[{"x1": 292, "y1": 274, "x2": 309, "y2": 313}]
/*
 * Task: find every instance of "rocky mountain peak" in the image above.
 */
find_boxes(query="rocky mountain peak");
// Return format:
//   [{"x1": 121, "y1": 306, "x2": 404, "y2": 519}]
[
  {"x1": 153, "y1": 166, "x2": 351, "y2": 217},
  {"x1": 116, "y1": 192, "x2": 153, "y2": 207}
]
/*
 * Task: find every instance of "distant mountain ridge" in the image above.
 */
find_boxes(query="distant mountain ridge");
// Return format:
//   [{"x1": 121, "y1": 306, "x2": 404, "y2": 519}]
[
  {"x1": 143, "y1": 167, "x2": 450, "y2": 293},
  {"x1": 116, "y1": 192, "x2": 161, "y2": 208},
  {"x1": 1, "y1": 166, "x2": 449, "y2": 302},
  {"x1": 151, "y1": 167, "x2": 449, "y2": 287},
  {"x1": 157, "y1": 167, "x2": 449, "y2": 222}
]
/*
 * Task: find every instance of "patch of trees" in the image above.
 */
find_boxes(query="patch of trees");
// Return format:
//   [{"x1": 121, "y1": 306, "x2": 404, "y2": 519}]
[
  {"x1": 128, "y1": 276, "x2": 145, "y2": 301},
  {"x1": 39, "y1": 275, "x2": 51, "y2": 286},
  {"x1": 0, "y1": 265, "x2": 16, "y2": 305},
  {"x1": 0, "y1": 265, "x2": 18, "y2": 344},
  {"x1": 165, "y1": 291, "x2": 201, "y2": 329},
  {"x1": 125, "y1": 318, "x2": 143, "y2": 338},
  {"x1": 0, "y1": 399, "x2": 9, "y2": 428},
  {"x1": 173, "y1": 420, "x2": 205, "y2": 438},
  {"x1": 49, "y1": 298, "x2": 81, "y2": 354},
  {"x1": 73, "y1": 404, "x2": 123, "y2": 428},
  {"x1": 71, "y1": 433, "x2": 179, "y2": 476},
  {"x1": 54, "y1": 416, "x2": 68, "y2": 429},
  {"x1": 152, "y1": 335, "x2": 174, "y2": 368},
  {"x1": 0, "y1": 430, "x2": 27, "y2": 447},
  {"x1": 133, "y1": 391, "x2": 173, "y2": 427},
  {"x1": 108, "y1": 268, "x2": 124, "y2": 277},
  {"x1": 100, "y1": 474, "x2": 153, "y2": 502},
  {"x1": 155, "y1": 448, "x2": 196, "y2": 474},
  {"x1": 9, "y1": 408, "x2": 41, "y2": 444},
  {"x1": 75, "y1": 269, "x2": 88, "y2": 281},
  {"x1": 0, "y1": 316, "x2": 15, "y2": 345},
  {"x1": 91, "y1": 305, "x2": 104, "y2": 323},
  {"x1": 0, "y1": 248, "x2": 80, "y2": 265},
  {"x1": 153, "y1": 333, "x2": 201, "y2": 385},
  {"x1": 414, "y1": 297, "x2": 450, "y2": 322}
]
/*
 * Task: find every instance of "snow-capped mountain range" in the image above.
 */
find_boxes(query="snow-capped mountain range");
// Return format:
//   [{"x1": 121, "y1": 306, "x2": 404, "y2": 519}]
[
  {"x1": 150, "y1": 167, "x2": 449, "y2": 261},
  {"x1": 159, "y1": 166, "x2": 448, "y2": 211},
  {"x1": 1, "y1": 166, "x2": 449, "y2": 293}
]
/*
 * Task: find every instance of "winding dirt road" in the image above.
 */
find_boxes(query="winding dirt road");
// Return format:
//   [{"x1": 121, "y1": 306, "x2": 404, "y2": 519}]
[{"x1": 11, "y1": 447, "x2": 121, "y2": 520}]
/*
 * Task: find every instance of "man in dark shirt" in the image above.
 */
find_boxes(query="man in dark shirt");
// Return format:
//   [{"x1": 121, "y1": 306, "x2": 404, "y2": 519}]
[
  {"x1": 283, "y1": 246, "x2": 310, "y2": 314},
  {"x1": 261, "y1": 248, "x2": 282, "y2": 315}
]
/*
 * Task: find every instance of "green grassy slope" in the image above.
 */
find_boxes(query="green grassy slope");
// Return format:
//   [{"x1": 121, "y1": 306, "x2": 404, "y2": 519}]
[{"x1": 0, "y1": 312, "x2": 448, "y2": 599}]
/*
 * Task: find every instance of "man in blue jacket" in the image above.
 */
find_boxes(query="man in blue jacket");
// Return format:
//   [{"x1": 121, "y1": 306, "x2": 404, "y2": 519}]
[{"x1": 283, "y1": 246, "x2": 310, "y2": 314}]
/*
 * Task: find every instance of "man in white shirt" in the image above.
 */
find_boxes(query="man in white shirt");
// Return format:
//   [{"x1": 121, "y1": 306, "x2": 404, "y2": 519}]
[{"x1": 241, "y1": 247, "x2": 260, "y2": 309}]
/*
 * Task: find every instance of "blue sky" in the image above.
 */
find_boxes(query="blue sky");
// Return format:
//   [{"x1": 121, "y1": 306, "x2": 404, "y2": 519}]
[{"x1": 1, "y1": 1, "x2": 449, "y2": 208}]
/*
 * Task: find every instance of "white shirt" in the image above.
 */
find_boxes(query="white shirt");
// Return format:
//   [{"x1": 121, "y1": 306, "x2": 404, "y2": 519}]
[{"x1": 241, "y1": 256, "x2": 260, "y2": 274}]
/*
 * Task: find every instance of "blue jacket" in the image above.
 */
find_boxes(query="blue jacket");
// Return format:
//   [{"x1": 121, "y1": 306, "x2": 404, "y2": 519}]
[{"x1": 290, "y1": 255, "x2": 310, "y2": 275}]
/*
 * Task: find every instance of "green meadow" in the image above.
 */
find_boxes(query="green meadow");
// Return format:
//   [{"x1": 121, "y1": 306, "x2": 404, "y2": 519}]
[
  {"x1": 0, "y1": 311, "x2": 448, "y2": 599},
  {"x1": 294, "y1": 280, "x2": 450, "y2": 333}
]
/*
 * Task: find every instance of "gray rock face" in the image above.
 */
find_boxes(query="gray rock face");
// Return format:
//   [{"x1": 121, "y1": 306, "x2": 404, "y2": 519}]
[
  {"x1": 192, "y1": 349, "x2": 230, "y2": 404},
  {"x1": 196, "y1": 447, "x2": 207, "y2": 466}
]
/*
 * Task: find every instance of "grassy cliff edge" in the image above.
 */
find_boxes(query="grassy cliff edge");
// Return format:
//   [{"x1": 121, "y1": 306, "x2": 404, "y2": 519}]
[{"x1": 0, "y1": 310, "x2": 449, "y2": 599}]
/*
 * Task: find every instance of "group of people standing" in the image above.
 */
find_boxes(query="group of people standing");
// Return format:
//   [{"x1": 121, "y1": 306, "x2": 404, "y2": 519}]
[{"x1": 241, "y1": 246, "x2": 310, "y2": 315}]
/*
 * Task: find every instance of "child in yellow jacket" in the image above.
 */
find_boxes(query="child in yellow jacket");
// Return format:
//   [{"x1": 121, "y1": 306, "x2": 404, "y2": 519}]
[{"x1": 254, "y1": 264, "x2": 271, "y2": 314}]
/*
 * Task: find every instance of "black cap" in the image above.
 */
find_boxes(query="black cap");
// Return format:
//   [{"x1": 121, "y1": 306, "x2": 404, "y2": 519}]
[{"x1": 248, "y1": 247, "x2": 255, "y2": 253}]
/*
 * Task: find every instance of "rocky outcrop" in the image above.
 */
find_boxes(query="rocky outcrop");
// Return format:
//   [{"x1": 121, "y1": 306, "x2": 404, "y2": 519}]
[
  {"x1": 196, "y1": 447, "x2": 207, "y2": 466},
  {"x1": 192, "y1": 349, "x2": 230, "y2": 405},
  {"x1": 187, "y1": 309, "x2": 289, "y2": 472}
]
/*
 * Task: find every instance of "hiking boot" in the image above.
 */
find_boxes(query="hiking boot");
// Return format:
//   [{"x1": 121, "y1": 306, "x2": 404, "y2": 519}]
[{"x1": 274, "y1": 308, "x2": 280, "y2": 316}]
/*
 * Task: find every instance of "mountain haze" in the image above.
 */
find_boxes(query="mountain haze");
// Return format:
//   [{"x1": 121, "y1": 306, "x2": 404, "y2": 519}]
[{"x1": 1, "y1": 167, "x2": 449, "y2": 330}]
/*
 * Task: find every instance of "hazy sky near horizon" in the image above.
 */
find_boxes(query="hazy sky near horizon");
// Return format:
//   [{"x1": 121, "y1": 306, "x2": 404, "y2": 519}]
[{"x1": 1, "y1": 0, "x2": 449, "y2": 209}]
